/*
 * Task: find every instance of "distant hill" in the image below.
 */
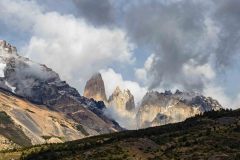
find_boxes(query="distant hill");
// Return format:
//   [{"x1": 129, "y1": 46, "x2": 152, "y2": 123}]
[{"x1": 2, "y1": 108, "x2": 240, "y2": 160}]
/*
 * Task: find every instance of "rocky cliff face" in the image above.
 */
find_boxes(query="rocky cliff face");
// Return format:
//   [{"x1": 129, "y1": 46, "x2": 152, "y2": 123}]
[
  {"x1": 0, "y1": 40, "x2": 122, "y2": 136},
  {"x1": 81, "y1": 72, "x2": 222, "y2": 130},
  {"x1": 83, "y1": 73, "x2": 107, "y2": 102},
  {"x1": 108, "y1": 87, "x2": 135, "y2": 111},
  {"x1": 83, "y1": 72, "x2": 222, "y2": 130},
  {"x1": 83, "y1": 74, "x2": 136, "y2": 129},
  {"x1": 137, "y1": 90, "x2": 222, "y2": 128},
  {"x1": 83, "y1": 73, "x2": 135, "y2": 112}
]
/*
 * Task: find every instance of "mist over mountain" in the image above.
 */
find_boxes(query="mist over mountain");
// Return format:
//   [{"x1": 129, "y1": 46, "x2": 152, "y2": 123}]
[{"x1": 83, "y1": 73, "x2": 222, "y2": 129}]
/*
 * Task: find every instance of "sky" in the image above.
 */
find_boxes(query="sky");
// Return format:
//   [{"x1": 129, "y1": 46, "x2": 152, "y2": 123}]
[{"x1": 1, "y1": 0, "x2": 240, "y2": 108}]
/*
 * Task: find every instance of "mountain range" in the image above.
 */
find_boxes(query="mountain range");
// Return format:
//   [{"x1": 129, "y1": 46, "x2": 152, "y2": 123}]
[
  {"x1": 0, "y1": 40, "x2": 222, "y2": 152},
  {"x1": 82, "y1": 70, "x2": 222, "y2": 129},
  {"x1": 0, "y1": 40, "x2": 122, "y2": 150}
]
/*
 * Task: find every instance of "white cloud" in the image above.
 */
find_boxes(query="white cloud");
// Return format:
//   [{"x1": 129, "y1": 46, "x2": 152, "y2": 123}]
[
  {"x1": 203, "y1": 84, "x2": 240, "y2": 109},
  {"x1": 135, "y1": 54, "x2": 155, "y2": 84},
  {"x1": 0, "y1": 0, "x2": 42, "y2": 31},
  {"x1": 101, "y1": 68, "x2": 147, "y2": 129},
  {"x1": 0, "y1": 0, "x2": 134, "y2": 92},
  {"x1": 101, "y1": 68, "x2": 147, "y2": 104},
  {"x1": 182, "y1": 59, "x2": 216, "y2": 82},
  {"x1": 232, "y1": 94, "x2": 240, "y2": 109},
  {"x1": 203, "y1": 85, "x2": 230, "y2": 108},
  {"x1": 1, "y1": 0, "x2": 239, "y2": 112},
  {"x1": 104, "y1": 107, "x2": 137, "y2": 129}
]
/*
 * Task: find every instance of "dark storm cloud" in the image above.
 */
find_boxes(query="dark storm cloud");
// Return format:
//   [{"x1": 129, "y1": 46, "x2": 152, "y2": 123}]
[
  {"x1": 67, "y1": 0, "x2": 240, "y2": 92},
  {"x1": 72, "y1": 0, "x2": 115, "y2": 26},
  {"x1": 125, "y1": 0, "x2": 211, "y2": 91},
  {"x1": 213, "y1": 0, "x2": 240, "y2": 69},
  {"x1": 3, "y1": 0, "x2": 238, "y2": 93},
  {"x1": 124, "y1": 0, "x2": 240, "y2": 91}
]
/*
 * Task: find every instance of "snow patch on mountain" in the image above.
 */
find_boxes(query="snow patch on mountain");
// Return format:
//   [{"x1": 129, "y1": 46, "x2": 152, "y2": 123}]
[
  {"x1": 0, "y1": 62, "x2": 6, "y2": 77},
  {"x1": 5, "y1": 81, "x2": 16, "y2": 93}
]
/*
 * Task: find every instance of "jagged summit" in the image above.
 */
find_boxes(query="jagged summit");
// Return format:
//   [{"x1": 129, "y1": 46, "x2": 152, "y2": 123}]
[
  {"x1": 137, "y1": 90, "x2": 222, "y2": 128},
  {"x1": 0, "y1": 40, "x2": 17, "y2": 55},
  {"x1": 83, "y1": 73, "x2": 136, "y2": 112},
  {"x1": 114, "y1": 86, "x2": 121, "y2": 94},
  {"x1": 112, "y1": 86, "x2": 132, "y2": 97},
  {"x1": 109, "y1": 86, "x2": 135, "y2": 111},
  {"x1": 83, "y1": 72, "x2": 107, "y2": 102},
  {"x1": 0, "y1": 40, "x2": 60, "y2": 96}
]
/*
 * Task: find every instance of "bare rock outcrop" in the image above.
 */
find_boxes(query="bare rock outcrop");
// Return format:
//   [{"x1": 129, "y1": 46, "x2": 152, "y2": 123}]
[
  {"x1": 108, "y1": 86, "x2": 135, "y2": 111},
  {"x1": 83, "y1": 73, "x2": 107, "y2": 102},
  {"x1": 137, "y1": 90, "x2": 222, "y2": 128}
]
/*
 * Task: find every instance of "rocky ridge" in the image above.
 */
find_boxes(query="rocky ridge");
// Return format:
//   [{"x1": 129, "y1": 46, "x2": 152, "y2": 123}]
[
  {"x1": 83, "y1": 73, "x2": 107, "y2": 102},
  {"x1": 108, "y1": 86, "x2": 135, "y2": 111},
  {"x1": 83, "y1": 73, "x2": 222, "y2": 129},
  {"x1": 137, "y1": 90, "x2": 222, "y2": 128}
]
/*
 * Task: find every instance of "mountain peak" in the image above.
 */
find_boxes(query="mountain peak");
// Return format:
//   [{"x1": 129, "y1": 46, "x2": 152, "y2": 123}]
[
  {"x1": 0, "y1": 40, "x2": 17, "y2": 55},
  {"x1": 109, "y1": 86, "x2": 135, "y2": 111},
  {"x1": 83, "y1": 72, "x2": 107, "y2": 102},
  {"x1": 91, "y1": 72, "x2": 102, "y2": 79},
  {"x1": 113, "y1": 86, "x2": 121, "y2": 94},
  {"x1": 137, "y1": 89, "x2": 222, "y2": 128}
]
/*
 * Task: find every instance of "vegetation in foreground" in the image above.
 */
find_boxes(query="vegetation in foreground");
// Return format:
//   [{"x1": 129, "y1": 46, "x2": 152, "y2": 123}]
[{"x1": 1, "y1": 109, "x2": 240, "y2": 160}]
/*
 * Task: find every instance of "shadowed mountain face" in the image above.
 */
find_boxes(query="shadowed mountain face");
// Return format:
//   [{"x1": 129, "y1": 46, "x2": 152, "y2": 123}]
[
  {"x1": 0, "y1": 40, "x2": 122, "y2": 137},
  {"x1": 6, "y1": 109, "x2": 240, "y2": 160}
]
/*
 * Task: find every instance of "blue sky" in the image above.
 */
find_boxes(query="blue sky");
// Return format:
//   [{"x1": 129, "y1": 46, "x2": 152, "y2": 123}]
[{"x1": 1, "y1": 0, "x2": 240, "y2": 108}]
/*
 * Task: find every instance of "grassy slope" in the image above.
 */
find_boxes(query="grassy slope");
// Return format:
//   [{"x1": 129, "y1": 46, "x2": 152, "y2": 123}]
[{"x1": 3, "y1": 109, "x2": 240, "y2": 160}]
